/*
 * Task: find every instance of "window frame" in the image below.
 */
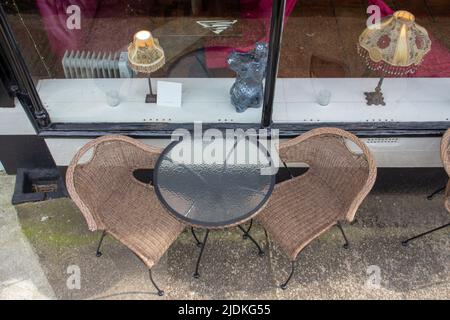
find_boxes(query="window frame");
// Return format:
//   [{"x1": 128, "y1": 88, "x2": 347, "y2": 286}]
[
  {"x1": 269, "y1": 0, "x2": 449, "y2": 138},
  {"x1": 0, "y1": 2, "x2": 281, "y2": 137}
]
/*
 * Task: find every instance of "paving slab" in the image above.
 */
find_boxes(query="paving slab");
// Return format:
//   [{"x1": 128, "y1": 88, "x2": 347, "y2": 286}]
[
  {"x1": 12, "y1": 191, "x2": 450, "y2": 300},
  {"x1": 0, "y1": 173, "x2": 55, "y2": 299}
]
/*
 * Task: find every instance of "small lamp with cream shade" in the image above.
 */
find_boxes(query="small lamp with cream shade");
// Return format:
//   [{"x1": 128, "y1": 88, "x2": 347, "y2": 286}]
[
  {"x1": 128, "y1": 30, "x2": 165, "y2": 103},
  {"x1": 357, "y1": 10, "x2": 431, "y2": 106}
]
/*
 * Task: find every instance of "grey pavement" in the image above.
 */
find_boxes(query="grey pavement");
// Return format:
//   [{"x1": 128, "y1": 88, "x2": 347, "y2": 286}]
[
  {"x1": 0, "y1": 173, "x2": 55, "y2": 299},
  {"x1": 1, "y1": 169, "x2": 449, "y2": 299}
]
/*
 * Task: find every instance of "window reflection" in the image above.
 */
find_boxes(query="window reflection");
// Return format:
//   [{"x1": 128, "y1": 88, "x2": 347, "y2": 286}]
[
  {"x1": 4, "y1": 0, "x2": 276, "y2": 124},
  {"x1": 275, "y1": 0, "x2": 450, "y2": 124}
]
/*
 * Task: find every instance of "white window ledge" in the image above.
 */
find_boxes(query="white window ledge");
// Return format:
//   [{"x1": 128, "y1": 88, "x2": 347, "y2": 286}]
[
  {"x1": 37, "y1": 78, "x2": 262, "y2": 124},
  {"x1": 37, "y1": 77, "x2": 450, "y2": 124},
  {"x1": 273, "y1": 78, "x2": 450, "y2": 123}
]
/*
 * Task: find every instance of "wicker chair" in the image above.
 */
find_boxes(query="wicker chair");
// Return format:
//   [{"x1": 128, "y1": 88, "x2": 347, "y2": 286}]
[
  {"x1": 256, "y1": 127, "x2": 377, "y2": 289},
  {"x1": 66, "y1": 135, "x2": 185, "y2": 296},
  {"x1": 402, "y1": 129, "x2": 450, "y2": 245}
]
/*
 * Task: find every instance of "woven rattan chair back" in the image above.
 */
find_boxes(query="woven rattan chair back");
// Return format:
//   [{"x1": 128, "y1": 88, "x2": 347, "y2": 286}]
[
  {"x1": 66, "y1": 135, "x2": 162, "y2": 231},
  {"x1": 278, "y1": 127, "x2": 377, "y2": 222},
  {"x1": 66, "y1": 135, "x2": 185, "y2": 296},
  {"x1": 256, "y1": 128, "x2": 376, "y2": 289}
]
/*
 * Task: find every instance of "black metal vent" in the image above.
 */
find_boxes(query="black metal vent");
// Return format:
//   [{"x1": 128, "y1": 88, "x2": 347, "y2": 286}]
[{"x1": 12, "y1": 168, "x2": 67, "y2": 205}]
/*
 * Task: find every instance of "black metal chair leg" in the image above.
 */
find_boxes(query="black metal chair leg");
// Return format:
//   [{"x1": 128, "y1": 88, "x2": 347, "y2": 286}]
[
  {"x1": 242, "y1": 219, "x2": 253, "y2": 239},
  {"x1": 96, "y1": 230, "x2": 107, "y2": 257},
  {"x1": 238, "y1": 225, "x2": 265, "y2": 256},
  {"x1": 280, "y1": 261, "x2": 296, "y2": 290},
  {"x1": 149, "y1": 269, "x2": 164, "y2": 296},
  {"x1": 191, "y1": 227, "x2": 203, "y2": 248},
  {"x1": 193, "y1": 230, "x2": 210, "y2": 279},
  {"x1": 402, "y1": 222, "x2": 450, "y2": 246},
  {"x1": 427, "y1": 186, "x2": 445, "y2": 200},
  {"x1": 336, "y1": 222, "x2": 349, "y2": 249}
]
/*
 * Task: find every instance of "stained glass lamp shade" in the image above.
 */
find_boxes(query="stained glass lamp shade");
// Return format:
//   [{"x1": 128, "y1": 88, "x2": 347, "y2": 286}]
[
  {"x1": 128, "y1": 30, "x2": 165, "y2": 103},
  {"x1": 357, "y1": 10, "x2": 431, "y2": 105}
]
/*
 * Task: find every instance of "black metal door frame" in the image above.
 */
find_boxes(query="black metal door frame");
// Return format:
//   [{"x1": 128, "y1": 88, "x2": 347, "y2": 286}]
[
  {"x1": 0, "y1": 4, "x2": 50, "y2": 131},
  {"x1": 0, "y1": 41, "x2": 14, "y2": 108},
  {"x1": 262, "y1": 0, "x2": 285, "y2": 127}
]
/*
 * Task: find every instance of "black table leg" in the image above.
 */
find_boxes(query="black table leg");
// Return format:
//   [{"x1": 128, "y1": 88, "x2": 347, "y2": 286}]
[
  {"x1": 238, "y1": 225, "x2": 265, "y2": 256},
  {"x1": 242, "y1": 219, "x2": 253, "y2": 239},
  {"x1": 191, "y1": 227, "x2": 203, "y2": 248},
  {"x1": 193, "y1": 229, "x2": 210, "y2": 279}
]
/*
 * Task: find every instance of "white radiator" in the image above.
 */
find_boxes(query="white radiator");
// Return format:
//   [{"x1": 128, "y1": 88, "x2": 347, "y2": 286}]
[{"x1": 62, "y1": 51, "x2": 133, "y2": 79}]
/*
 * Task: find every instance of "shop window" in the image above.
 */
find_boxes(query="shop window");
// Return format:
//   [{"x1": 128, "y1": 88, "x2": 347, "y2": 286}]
[
  {"x1": 3, "y1": 0, "x2": 275, "y2": 126},
  {"x1": 273, "y1": 0, "x2": 450, "y2": 126}
]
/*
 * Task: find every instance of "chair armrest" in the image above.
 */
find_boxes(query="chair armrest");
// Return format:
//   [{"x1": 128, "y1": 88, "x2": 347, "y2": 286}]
[{"x1": 278, "y1": 127, "x2": 377, "y2": 222}]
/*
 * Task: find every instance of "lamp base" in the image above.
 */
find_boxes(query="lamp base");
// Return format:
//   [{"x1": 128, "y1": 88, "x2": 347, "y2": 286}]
[
  {"x1": 364, "y1": 77, "x2": 386, "y2": 106},
  {"x1": 145, "y1": 94, "x2": 157, "y2": 104},
  {"x1": 364, "y1": 90, "x2": 385, "y2": 106}
]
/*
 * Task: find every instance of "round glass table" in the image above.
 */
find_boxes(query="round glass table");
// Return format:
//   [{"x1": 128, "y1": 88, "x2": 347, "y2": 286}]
[
  {"x1": 153, "y1": 137, "x2": 275, "y2": 228},
  {"x1": 153, "y1": 137, "x2": 275, "y2": 278}
]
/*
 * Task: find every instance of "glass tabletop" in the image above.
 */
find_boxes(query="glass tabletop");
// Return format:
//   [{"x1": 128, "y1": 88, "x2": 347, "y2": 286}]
[{"x1": 153, "y1": 137, "x2": 275, "y2": 228}]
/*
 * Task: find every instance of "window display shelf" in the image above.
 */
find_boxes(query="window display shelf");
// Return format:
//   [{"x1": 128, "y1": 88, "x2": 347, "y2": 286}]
[
  {"x1": 37, "y1": 77, "x2": 450, "y2": 125},
  {"x1": 37, "y1": 78, "x2": 262, "y2": 124},
  {"x1": 272, "y1": 78, "x2": 450, "y2": 123}
]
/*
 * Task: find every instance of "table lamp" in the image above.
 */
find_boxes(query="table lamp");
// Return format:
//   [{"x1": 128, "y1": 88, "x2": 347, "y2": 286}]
[
  {"x1": 357, "y1": 10, "x2": 431, "y2": 106},
  {"x1": 128, "y1": 30, "x2": 165, "y2": 103}
]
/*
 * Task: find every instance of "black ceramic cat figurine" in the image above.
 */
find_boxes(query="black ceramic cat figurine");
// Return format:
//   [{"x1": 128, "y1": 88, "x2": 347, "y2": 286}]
[{"x1": 227, "y1": 42, "x2": 269, "y2": 113}]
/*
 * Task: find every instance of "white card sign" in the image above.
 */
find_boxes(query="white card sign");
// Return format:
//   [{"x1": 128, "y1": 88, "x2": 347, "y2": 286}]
[{"x1": 157, "y1": 81, "x2": 182, "y2": 107}]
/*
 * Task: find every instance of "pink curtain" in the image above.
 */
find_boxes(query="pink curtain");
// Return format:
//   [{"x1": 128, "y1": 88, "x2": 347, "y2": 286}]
[
  {"x1": 37, "y1": 0, "x2": 99, "y2": 58},
  {"x1": 367, "y1": 0, "x2": 393, "y2": 16},
  {"x1": 37, "y1": 0, "x2": 298, "y2": 68},
  {"x1": 367, "y1": 0, "x2": 450, "y2": 77}
]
